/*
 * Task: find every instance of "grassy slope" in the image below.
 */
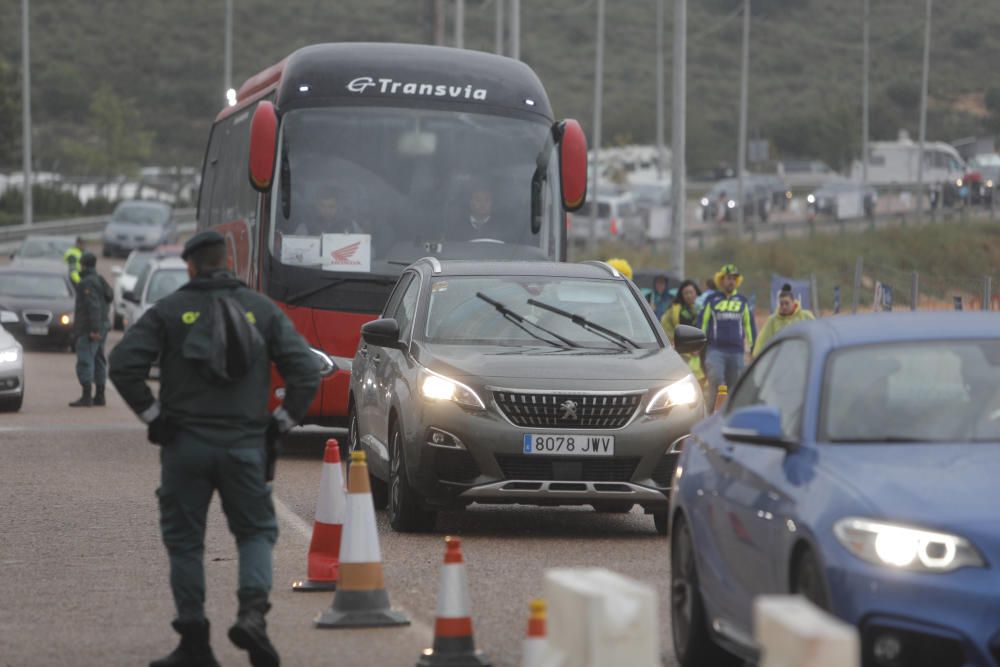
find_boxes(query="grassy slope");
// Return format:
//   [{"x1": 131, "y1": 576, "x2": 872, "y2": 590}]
[{"x1": 1, "y1": 0, "x2": 999, "y2": 170}]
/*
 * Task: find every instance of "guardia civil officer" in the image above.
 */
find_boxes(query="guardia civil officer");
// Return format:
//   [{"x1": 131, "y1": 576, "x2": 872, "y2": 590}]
[
  {"x1": 70, "y1": 251, "x2": 113, "y2": 407},
  {"x1": 109, "y1": 230, "x2": 320, "y2": 667}
]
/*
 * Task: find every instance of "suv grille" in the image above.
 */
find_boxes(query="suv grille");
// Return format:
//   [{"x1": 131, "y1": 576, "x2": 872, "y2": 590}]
[
  {"x1": 496, "y1": 455, "x2": 638, "y2": 482},
  {"x1": 493, "y1": 391, "x2": 642, "y2": 429},
  {"x1": 651, "y1": 453, "x2": 680, "y2": 487},
  {"x1": 23, "y1": 311, "x2": 52, "y2": 324}
]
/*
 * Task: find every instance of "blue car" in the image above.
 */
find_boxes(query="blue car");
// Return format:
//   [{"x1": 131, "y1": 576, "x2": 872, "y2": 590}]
[{"x1": 669, "y1": 312, "x2": 1000, "y2": 667}]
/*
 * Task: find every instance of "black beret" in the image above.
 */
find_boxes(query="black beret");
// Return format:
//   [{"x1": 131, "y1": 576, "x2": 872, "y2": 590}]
[
  {"x1": 182, "y1": 230, "x2": 225, "y2": 260},
  {"x1": 80, "y1": 252, "x2": 97, "y2": 268}
]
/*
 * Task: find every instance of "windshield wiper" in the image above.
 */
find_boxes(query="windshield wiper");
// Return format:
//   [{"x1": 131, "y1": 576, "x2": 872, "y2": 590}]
[
  {"x1": 476, "y1": 292, "x2": 578, "y2": 349},
  {"x1": 285, "y1": 275, "x2": 398, "y2": 306},
  {"x1": 527, "y1": 298, "x2": 639, "y2": 350}
]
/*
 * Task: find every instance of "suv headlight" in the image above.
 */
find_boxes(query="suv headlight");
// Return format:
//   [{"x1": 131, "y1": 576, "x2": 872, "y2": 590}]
[
  {"x1": 0, "y1": 310, "x2": 17, "y2": 324},
  {"x1": 419, "y1": 368, "x2": 485, "y2": 410},
  {"x1": 0, "y1": 347, "x2": 19, "y2": 364},
  {"x1": 834, "y1": 518, "x2": 985, "y2": 573},
  {"x1": 646, "y1": 375, "x2": 700, "y2": 414}
]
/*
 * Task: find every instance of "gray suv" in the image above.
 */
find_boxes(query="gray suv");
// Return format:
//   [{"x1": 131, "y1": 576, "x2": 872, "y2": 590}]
[{"x1": 348, "y1": 259, "x2": 707, "y2": 533}]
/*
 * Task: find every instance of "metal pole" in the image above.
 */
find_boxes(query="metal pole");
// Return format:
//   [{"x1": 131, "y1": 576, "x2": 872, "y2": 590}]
[
  {"x1": 983, "y1": 276, "x2": 992, "y2": 311},
  {"x1": 655, "y1": 0, "x2": 665, "y2": 181},
  {"x1": 434, "y1": 0, "x2": 446, "y2": 45},
  {"x1": 495, "y1": 0, "x2": 504, "y2": 55},
  {"x1": 455, "y1": 0, "x2": 464, "y2": 49},
  {"x1": 224, "y1": 0, "x2": 232, "y2": 97},
  {"x1": 589, "y1": 0, "x2": 605, "y2": 253},
  {"x1": 861, "y1": 0, "x2": 870, "y2": 192},
  {"x1": 670, "y1": 0, "x2": 688, "y2": 278},
  {"x1": 508, "y1": 0, "x2": 520, "y2": 60},
  {"x1": 916, "y1": 0, "x2": 932, "y2": 221},
  {"x1": 910, "y1": 270, "x2": 919, "y2": 311},
  {"x1": 21, "y1": 0, "x2": 32, "y2": 227},
  {"x1": 810, "y1": 274, "x2": 820, "y2": 317},
  {"x1": 852, "y1": 256, "x2": 863, "y2": 314},
  {"x1": 735, "y1": 0, "x2": 750, "y2": 236}
]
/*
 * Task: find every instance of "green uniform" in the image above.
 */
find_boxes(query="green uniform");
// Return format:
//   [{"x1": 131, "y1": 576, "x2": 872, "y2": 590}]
[
  {"x1": 109, "y1": 270, "x2": 320, "y2": 623},
  {"x1": 74, "y1": 266, "x2": 113, "y2": 386}
]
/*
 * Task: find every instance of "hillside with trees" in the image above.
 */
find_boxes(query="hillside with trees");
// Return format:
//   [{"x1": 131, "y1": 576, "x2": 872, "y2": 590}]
[{"x1": 1, "y1": 0, "x2": 999, "y2": 178}]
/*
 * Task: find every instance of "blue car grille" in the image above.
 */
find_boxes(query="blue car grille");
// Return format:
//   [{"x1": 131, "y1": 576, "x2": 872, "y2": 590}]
[
  {"x1": 493, "y1": 391, "x2": 642, "y2": 429},
  {"x1": 496, "y1": 455, "x2": 638, "y2": 482}
]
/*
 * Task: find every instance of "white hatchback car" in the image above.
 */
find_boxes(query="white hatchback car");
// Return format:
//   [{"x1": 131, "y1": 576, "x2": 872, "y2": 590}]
[
  {"x1": 122, "y1": 256, "x2": 189, "y2": 330},
  {"x1": 567, "y1": 192, "x2": 645, "y2": 243},
  {"x1": 0, "y1": 317, "x2": 25, "y2": 412}
]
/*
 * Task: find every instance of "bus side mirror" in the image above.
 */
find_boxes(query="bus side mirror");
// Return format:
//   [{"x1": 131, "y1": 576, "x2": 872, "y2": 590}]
[
  {"x1": 248, "y1": 101, "x2": 278, "y2": 193},
  {"x1": 558, "y1": 119, "x2": 588, "y2": 213}
]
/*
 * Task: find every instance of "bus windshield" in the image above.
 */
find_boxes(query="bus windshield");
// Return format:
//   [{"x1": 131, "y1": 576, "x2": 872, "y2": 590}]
[{"x1": 269, "y1": 107, "x2": 561, "y2": 274}]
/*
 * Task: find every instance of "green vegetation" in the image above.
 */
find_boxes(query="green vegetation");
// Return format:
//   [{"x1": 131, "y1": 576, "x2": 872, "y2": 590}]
[{"x1": 0, "y1": 0, "x2": 998, "y2": 174}]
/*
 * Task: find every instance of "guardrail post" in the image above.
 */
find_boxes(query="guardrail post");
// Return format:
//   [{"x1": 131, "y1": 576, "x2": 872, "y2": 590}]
[
  {"x1": 754, "y1": 596, "x2": 860, "y2": 667},
  {"x1": 910, "y1": 271, "x2": 919, "y2": 311},
  {"x1": 809, "y1": 218, "x2": 816, "y2": 238},
  {"x1": 851, "y1": 256, "x2": 863, "y2": 314},
  {"x1": 779, "y1": 222, "x2": 787, "y2": 240},
  {"x1": 810, "y1": 274, "x2": 820, "y2": 317},
  {"x1": 983, "y1": 276, "x2": 992, "y2": 311}
]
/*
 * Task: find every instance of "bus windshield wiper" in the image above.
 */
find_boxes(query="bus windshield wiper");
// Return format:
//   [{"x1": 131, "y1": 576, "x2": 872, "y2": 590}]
[
  {"x1": 285, "y1": 275, "x2": 398, "y2": 306},
  {"x1": 526, "y1": 298, "x2": 639, "y2": 350},
  {"x1": 476, "y1": 292, "x2": 578, "y2": 349}
]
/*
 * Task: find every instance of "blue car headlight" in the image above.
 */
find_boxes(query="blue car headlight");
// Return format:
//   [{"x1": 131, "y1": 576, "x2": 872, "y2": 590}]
[{"x1": 834, "y1": 517, "x2": 985, "y2": 573}]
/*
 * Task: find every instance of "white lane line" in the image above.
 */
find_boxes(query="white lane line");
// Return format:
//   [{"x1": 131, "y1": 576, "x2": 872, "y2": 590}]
[{"x1": 272, "y1": 493, "x2": 434, "y2": 636}]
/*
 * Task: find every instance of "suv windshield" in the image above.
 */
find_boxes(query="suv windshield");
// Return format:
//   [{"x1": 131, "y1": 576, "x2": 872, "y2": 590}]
[
  {"x1": 0, "y1": 273, "x2": 71, "y2": 298},
  {"x1": 269, "y1": 107, "x2": 561, "y2": 273},
  {"x1": 146, "y1": 268, "x2": 188, "y2": 303},
  {"x1": 821, "y1": 340, "x2": 1000, "y2": 442},
  {"x1": 423, "y1": 276, "x2": 659, "y2": 349}
]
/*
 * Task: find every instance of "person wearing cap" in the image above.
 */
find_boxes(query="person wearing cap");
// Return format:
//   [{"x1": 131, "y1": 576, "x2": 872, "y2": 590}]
[
  {"x1": 69, "y1": 251, "x2": 113, "y2": 407},
  {"x1": 752, "y1": 283, "x2": 815, "y2": 357},
  {"x1": 109, "y1": 230, "x2": 321, "y2": 667},
  {"x1": 700, "y1": 263, "x2": 757, "y2": 403},
  {"x1": 64, "y1": 236, "x2": 84, "y2": 284}
]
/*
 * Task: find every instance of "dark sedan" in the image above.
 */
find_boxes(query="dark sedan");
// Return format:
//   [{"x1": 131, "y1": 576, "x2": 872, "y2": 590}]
[
  {"x1": 349, "y1": 259, "x2": 707, "y2": 533},
  {"x1": 102, "y1": 200, "x2": 176, "y2": 257},
  {"x1": 0, "y1": 261, "x2": 77, "y2": 350}
]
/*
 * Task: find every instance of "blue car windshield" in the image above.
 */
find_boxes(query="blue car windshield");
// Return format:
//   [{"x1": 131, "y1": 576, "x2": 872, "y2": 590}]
[
  {"x1": 821, "y1": 340, "x2": 1000, "y2": 442},
  {"x1": 422, "y1": 276, "x2": 659, "y2": 349}
]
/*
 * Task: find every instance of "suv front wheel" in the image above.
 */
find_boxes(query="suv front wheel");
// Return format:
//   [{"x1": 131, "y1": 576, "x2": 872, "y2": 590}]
[{"x1": 387, "y1": 424, "x2": 436, "y2": 533}]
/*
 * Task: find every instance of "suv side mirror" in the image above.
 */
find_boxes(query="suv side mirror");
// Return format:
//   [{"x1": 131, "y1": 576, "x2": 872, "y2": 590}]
[
  {"x1": 673, "y1": 324, "x2": 707, "y2": 354},
  {"x1": 248, "y1": 101, "x2": 278, "y2": 192},
  {"x1": 361, "y1": 318, "x2": 404, "y2": 350},
  {"x1": 558, "y1": 119, "x2": 588, "y2": 212},
  {"x1": 722, "y1": 405, "x2": 796, "y2": 450}
]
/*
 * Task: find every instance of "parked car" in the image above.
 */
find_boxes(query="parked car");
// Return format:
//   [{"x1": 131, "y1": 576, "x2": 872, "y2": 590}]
[
  {"x1": 349, "y1": 258, "x2": 708, "y2": 533},
  {"x1": 753, "y1": 174, "x2": 792, "y2": 211},
  {"x1": 699, "y1": 179, "x2": 770, "y2": 223},
  {"x1": 670, "y1": 312, "x2": 1000, "y2": 667},
  {"x1": 102, "y1": 200, "x2": 176, "y2": 258},
  {"x1": 0, "y1": 317, "x2": 25, "y2": 411},
  {"x1": 121, "y1": 255, "x2": 189, "y2": 330},
  {"x1": 9, "y1": 234, "x2": 76, "y2": 263},
  {"x1": 111, "y1": 246, "x2": 182, "y2": 330},
  {"x1": 0, "y1": 261, "x2": 77, "y2": 350},
  {"x1": 568, "y1": 191, "x2": 645, "y2": 243},
  {"x1": 806, "y1": 180, "x2": 876, "y2": 219},
  {"x1": 965, "y1": 153, "x2": 1000, "y2": 205}
]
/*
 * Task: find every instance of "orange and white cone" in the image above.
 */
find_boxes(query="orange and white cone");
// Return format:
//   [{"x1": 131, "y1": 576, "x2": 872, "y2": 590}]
[
  {"x1": 521, "y1": 599, "x2": 548, "y2": 667},
  {"x1": 417, "y1": 537, "x2": 490, "y2": 667},
  {"x1": 315, "y1": 450, "x2": 409, "y2": 628},
  {"x1": 293, "y1": 438, "x2": 346, "y2": 592}
]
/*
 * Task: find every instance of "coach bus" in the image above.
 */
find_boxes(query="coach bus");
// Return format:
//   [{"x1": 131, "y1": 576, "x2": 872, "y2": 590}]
[{"x1": 196, "y1": 42, "x2": 588, "y2": 426}]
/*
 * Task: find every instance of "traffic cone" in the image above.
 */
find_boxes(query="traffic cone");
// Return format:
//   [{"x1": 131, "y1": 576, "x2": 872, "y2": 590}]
[
  {"x1": 293, "y1": 439, "x2": 346, "y2": 592},
  {"x1": 418, "y1": 537, "x2": 490, "y2": 667},
  {"x1": 315, "y1": 450, "x2": 409, "y2": 628},
  {"x1": 713, "y1": 384, "x2": 728, "y2": 413},
  {"x1": 521, "y1": 599, "x2": 548, "y2": 667}
]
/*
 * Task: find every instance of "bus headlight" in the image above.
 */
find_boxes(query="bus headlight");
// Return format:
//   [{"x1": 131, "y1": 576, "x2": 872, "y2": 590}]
[
  {"x1": 419, "y1": 368, "x2": 485, "y2": 410},
  {"x1": 834, "y1": 518, "x2": 984, "y2": 572},
  {"x1": 646, "y1": 376, "x2": 700, "y2": 414}
]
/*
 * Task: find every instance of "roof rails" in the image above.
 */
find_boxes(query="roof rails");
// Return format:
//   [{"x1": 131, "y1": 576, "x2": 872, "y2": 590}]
[
  {"x1": 417, "y1": 256, "x2": 443, "y2": 274},
  {"x1": 580, "y1": 260, "x2": 621, "y2": 278}
]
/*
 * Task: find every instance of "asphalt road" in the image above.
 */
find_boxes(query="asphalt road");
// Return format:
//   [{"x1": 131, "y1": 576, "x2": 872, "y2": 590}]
[{"x1": 0, "y1": 331, "x2": 683, "y2": 666}]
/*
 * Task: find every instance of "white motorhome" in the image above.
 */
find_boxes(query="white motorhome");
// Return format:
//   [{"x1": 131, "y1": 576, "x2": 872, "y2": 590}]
[{"x1": 850, "y1": 130, "x2": 966, "y2": 186}]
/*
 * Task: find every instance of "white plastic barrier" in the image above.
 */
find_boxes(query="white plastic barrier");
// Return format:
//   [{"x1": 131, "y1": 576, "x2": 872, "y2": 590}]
[
  {"x1": 755, "y1": 596, "x2": 860, "y2": 667},
  {"x1": 543, "y1": 568, "x2": 660, "y2": 667}
]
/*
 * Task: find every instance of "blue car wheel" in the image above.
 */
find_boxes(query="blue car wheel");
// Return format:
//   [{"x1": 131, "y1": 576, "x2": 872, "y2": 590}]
[{"x1": 791, "y1": 547, "x2": 829, "y2": 610}]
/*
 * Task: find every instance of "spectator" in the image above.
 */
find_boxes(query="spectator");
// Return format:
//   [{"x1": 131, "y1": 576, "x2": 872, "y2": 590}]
[
  {"x1": 752, "y1": 283, "x2": 815, "y2": 356},
  {"x1": 695, "y1": 277, "x2": 718, "y2": 312},
  {"x1": 661, "y1": 279, "x2": 706, "y2": 389},
  {"x1": 700, "y1": 264, "x2": 756, "y2": 403},
  {"x1": 650, "y1": 274, "x2": 671, "y2": 320}
]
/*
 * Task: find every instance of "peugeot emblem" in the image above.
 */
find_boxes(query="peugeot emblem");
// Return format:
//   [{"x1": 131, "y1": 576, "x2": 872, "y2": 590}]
[{"x1": 559, "y1": 400, "x2": 579, "y2": 421}]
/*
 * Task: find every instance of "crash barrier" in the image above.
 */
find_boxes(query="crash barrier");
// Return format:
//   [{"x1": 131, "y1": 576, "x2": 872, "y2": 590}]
[
  {"x1": 521, "y1": 599, "x2": 548, "y2": 667},
  {"x1": 543, "y1": 568, "x2": 660, "y2": 667},
  {"x1": 315, "y1": 450, "x2": 409, "y2": 628},
  {"x1": 713, "y1": 384, "x2": 728, "y2": 413},
  {"x1": 418, "y1": 537, "x2": 490, "y2": 667},
  {"x1": 0, "y1": 208, "x2": 196, "y2": 245},
  {"x1": 293, "y1": 438, "x2": 345, "y2": 592},
  {"x1": 755, "y1": 596, "x2": 860, "y2": 667}
]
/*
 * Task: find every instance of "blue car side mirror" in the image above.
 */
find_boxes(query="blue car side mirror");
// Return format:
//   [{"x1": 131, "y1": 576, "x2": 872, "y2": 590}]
[{"x1": 722, "y1": 405, "x2": 796, "y2": 450}]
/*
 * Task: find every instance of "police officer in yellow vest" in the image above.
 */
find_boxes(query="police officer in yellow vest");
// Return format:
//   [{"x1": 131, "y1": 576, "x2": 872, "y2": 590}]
[
  {"x1": 110, "y1": 230, "x2": 321, "y2": 667},
  {"x1": 64, "y1": 236, "x2": 84, "y2": 284}
]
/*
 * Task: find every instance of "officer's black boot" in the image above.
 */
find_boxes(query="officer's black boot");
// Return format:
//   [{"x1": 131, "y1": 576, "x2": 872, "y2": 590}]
[
  {"x1": 68, "y1": 383, "x2": 93, "y2": 407},
  {"x1": 149, "y1": 619, "x2": 220, "y2": 667},
  {"x1": 93, "y1": 384, "x2": 106, "y2": 406},
  {"x1": 229, "y1": 595, "x2": 280, "y2": 667}
]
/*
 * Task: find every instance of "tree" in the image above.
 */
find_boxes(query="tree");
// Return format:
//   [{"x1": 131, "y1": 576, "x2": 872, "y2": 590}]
[
  {"x1": 59, "y1": 85, "x2": 152, "y2": 185},
  {"x1": 0, "y1": 58, "x2": 20, "y2": 170}
]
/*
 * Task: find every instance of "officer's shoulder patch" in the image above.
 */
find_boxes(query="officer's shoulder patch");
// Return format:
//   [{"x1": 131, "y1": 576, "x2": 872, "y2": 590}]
[{"x1": 182, "y1": 311, "x2": 200, "y2": 324}]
